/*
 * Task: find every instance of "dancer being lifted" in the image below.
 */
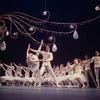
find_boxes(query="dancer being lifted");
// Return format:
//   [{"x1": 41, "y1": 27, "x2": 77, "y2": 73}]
[
  {"x1": 26, "y1": 40, "x2": 43, "y2": 87},
  {"x1": 30, "y1": 45, "x2": 60, "y2": 87}
]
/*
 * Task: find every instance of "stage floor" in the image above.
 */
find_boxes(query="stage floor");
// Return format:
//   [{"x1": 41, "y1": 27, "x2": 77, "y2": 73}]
[{"x1": 0, "y1": 86, "x2": 100, "y2": 100}]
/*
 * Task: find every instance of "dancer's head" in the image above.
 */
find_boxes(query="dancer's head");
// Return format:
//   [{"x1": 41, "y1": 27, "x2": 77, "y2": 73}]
[
  {"x1": 19, "y1": 63, "x2": 22, "y2": 66},
  {"x1": 78, "y1": 58, "x2": 82, "y2": 63},
  {"x1": 85, "y1": 55, "x2": 89, "y2": 60},
  {"x1": 10, "y1": 62, "x2": 13, "y2": 66},
  {"x1": 45, "y1": 45, "x2": 50, "y2": 52},
  {"x1": 60, "y1": 64, "x2": 64, "y2": 68},
  {"x1": 29, "y1": 53, "x2": 33, "y2": 57},
  {"x1": 67, "y1": 62, "x2": 71, "y2": 67},
  {"x1": 95, "y1": 51, "x2": 99, "y2": 56},
  {"x1": 74, "y1": 58, "x2": 78, "y2": 64}
]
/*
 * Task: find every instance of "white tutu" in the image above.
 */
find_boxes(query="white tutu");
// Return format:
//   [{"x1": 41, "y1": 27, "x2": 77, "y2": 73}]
[
  {"x1": 14, "y1": 76, "x2": 22, "y2": 81},
  {"x1": 30, "y1": 76, "x2": 36, "y2": 82},
  {"x1": 62, "y1": 75, "x2": 72, "y2": 82},
  {"x1": 69, "y1": 73, "x2": 87, "y2": 83},
  {"x1": 22, "y1": 77, "x2": 33, "y2": 83},
  {"x1": 1, "y1": 75, "x2": 14, "y2": 81},
  {"x1": 55, "y1": 75, "x2": 65, "y2": 83},
  {"x1": 42, "y1": 76, "x2": 52, "y2": 83}
]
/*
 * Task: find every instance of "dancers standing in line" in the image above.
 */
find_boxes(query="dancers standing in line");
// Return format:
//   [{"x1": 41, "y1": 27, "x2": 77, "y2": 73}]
[
  {"x1": 91, "y1": 51, "x2": 100, "y2": 88},
  {"x1": 30, "y1": 45, "x2": 60, "y2": 87},
  {"x1": 83, "y1": 55, "x2": 97, "y2": 88},
  {"x1": 26, "y1": 40, "x2": 43, "y2": 87}
]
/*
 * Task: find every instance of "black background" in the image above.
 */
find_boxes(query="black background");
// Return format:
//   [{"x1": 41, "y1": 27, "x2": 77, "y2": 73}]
[{"x1": 0, "y1": 0, "x2": 100, "y2": 67}]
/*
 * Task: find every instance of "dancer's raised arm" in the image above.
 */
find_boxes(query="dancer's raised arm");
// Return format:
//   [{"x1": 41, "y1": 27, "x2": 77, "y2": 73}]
[
  {"x1": 26, "y1": 44, "x2": 30, "y2": 58},
  {"x1": 36, "y1": 40, "x2": 43, "y2": 56}
]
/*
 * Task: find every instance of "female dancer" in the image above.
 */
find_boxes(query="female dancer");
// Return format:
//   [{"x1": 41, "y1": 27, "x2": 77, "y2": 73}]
[
  {"x1": 3, "y1": 62, "x2": 15, "y2": 85},
  {"x1": 26, "y1": 40, "x2": 43, "y2": 87},
  {"x1": 1, "y1": 64, "x2": 14, "y2": 85},
  {"x1": 66, "y1": 59, "x2": 86, "y2": 88}
]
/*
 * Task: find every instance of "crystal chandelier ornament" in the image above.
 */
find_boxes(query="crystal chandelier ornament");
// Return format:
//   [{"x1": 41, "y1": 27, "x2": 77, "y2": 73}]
[
  {"x1": 73, "y1": 31, "x2": 79, "y2": 39},
  {"x1": 52, "y1": 44, "x2": 57, "y2": 52},
  {"x1": 0, "y1": 41, "x2": 6, "y2": 51}
]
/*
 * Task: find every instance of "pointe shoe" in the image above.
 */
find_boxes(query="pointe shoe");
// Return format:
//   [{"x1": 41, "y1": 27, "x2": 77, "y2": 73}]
[
  {"x1": 86, "y1": 85, "x2": 89, "y2": 88},
  {"x1": 57, "y1": 84, "x2": 61, "y2": 88},
  {"x1": 37, "y1": 84, "x2": 41, "y2": 87},
  {"x1": 96, "y1": 86, "x2": 100, "y2": 89},
  {"x1": 82, "y1": 85, "x2": 85, "y2": 88}
]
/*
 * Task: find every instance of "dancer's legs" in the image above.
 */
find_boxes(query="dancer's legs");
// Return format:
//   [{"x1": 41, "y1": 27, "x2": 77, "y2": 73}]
[
  {"x1": 95, "y1": 68, "x2": 100, "y2": 88},
  {"x1": 89, "y1": 70, "x2": 97, "y2": 86}
]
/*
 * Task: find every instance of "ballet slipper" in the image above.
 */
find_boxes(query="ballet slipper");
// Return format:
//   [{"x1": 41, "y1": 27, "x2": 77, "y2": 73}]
[
  {"x1": 82, "y1": 85, "x2": 85, "y2": 88},
  {"x1": 96, "y1": 86, "x2": 100, "y2": 89}
]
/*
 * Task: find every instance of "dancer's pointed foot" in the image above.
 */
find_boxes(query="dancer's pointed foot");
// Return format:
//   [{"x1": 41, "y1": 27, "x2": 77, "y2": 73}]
[
  {"x1": 96, "y1": 86, "x2": 100, "y2": 89},
  {"x1": 57, "y1": 84, "x2": 61, "y2": 88},
  {"x1": 37, "y1": 84, "x2": 41, "y2": 87},
  {"x1": 82, "y1": 85, "x2": 85, "y2": 88}
]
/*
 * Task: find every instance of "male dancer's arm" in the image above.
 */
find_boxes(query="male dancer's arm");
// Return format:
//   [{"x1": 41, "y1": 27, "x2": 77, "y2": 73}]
[
  {"x1": 91, "y1": 57, "x2": 94, "y2": 63},
  {"x1": 42, "y1": 53, "x2": 53, "y2": 62}
]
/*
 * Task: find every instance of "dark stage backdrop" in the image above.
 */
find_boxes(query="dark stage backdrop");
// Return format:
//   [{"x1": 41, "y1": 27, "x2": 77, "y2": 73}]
[{"x1": 0, "y1": 0, "x2": 100, "y2": 67}]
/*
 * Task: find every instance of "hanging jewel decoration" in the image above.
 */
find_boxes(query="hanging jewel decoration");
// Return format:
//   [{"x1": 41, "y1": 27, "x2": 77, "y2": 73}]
[
  {"x1": 73, "y1": 31, "x2": 79, "y2": 39},
  {"x1": 6, "y1": 31, "x2": 9, "y2": 36},
  {"x1": 52, "y1": 44, "x2": 57, "y2": 52},
  {"x1": 0, "y1": 41, "x2": 6, "y2": 51}
]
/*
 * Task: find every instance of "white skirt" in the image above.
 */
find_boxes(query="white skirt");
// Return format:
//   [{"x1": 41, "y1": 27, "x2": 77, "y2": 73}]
[
  {"x1": 22, "y1": 77, "x2": 33, "y2": 83},
  {"x1": 14, "y1": 76, "x2": 22, "y2": 81},
  {"x1": 1, "y1": 75, "x2": 14, "y2": 81},
  {"x1": 69, "y1": 73, "x2": 87, "y2": 82}
]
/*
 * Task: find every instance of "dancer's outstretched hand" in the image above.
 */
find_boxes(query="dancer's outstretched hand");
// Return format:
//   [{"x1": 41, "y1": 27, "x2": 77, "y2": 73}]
[
  {"x1": 28, "y1": 44, "x2": 30, "y2": 49},
  {"x1": 41, "y1": 39, "x2": 44, "y2": 45}
]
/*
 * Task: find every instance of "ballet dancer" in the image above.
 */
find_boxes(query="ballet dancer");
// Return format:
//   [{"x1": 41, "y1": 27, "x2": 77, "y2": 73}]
[
  {"x1": 26, "y1": 40, "x2": 43, "y2": 86},
  {"x1": 83, "y1": 55, "x2": 97, "y2": 88},
  {"x1": 66, "y1": 59, "x2": 86, "y2": 88},
  {"x1": 91, "y1": 51, "x2": 100, "y2": 88},
  {"x1": 30, "y1": 45, "x2": 60, "y2": 87}
]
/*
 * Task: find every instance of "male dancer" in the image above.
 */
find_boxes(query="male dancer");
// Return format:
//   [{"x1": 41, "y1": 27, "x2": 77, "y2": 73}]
[
  {"x1": 91, "y1": 51, "x2": 100, "y2": 88},
  {"x1": 30, "y1": 45, "x2": 60, "y2": 87},
  {"x1": 26, "y1": 40, "x2": 43, "y2": 86},
  {"x1": 83, "y1": 55, "x2": 97, "y2": 88}
]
